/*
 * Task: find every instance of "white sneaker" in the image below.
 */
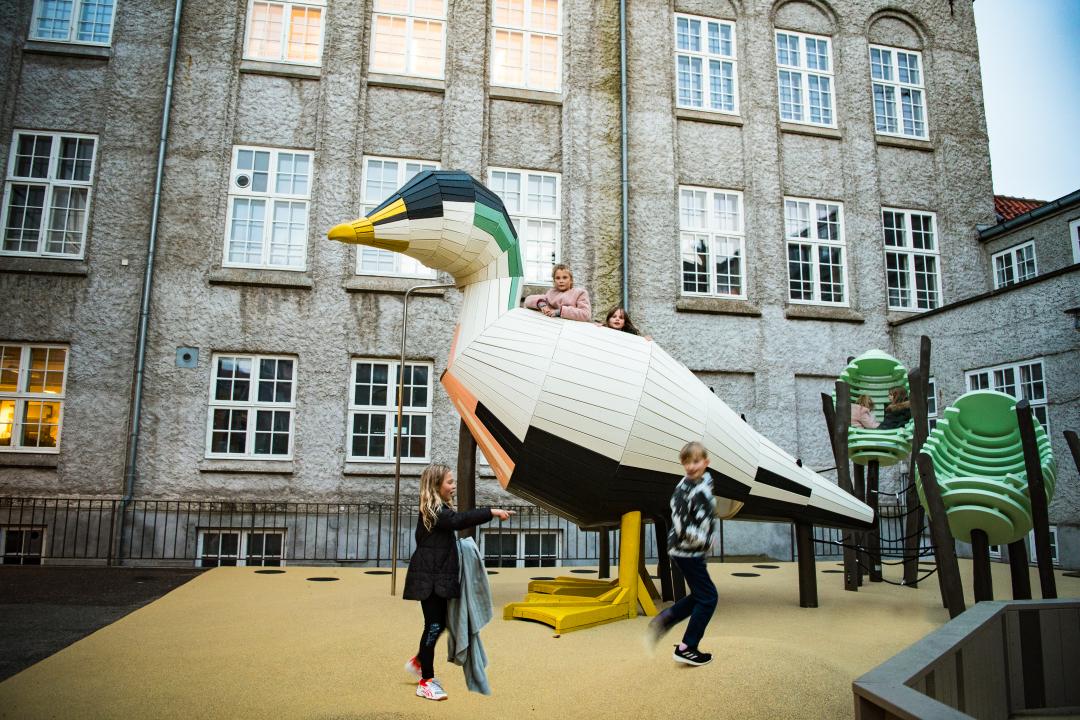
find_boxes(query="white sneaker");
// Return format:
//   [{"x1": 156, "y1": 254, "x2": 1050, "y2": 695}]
[
  {"x1": 416, "y1": 678, "x2": 448, "y2": 701},
  {"x1": 404, "y1": 656, "x2": 422, "y2": 679}
]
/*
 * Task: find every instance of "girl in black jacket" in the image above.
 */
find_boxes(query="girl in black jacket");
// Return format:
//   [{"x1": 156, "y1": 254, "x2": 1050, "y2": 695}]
[{"x1": 403, "y1": 463, "x2": 513, "y2": 701}]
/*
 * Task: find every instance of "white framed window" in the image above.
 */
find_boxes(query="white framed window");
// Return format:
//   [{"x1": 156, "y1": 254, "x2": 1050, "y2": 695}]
[
  {"x1": 197, "y1": 529, "x2": 285, "y2": 567},
  {"x1": 348, "y1": 359, "x2": 433, "y2": 463},
  {"x1": 882, "y1": 208, "x2": 941, "y2": 311},
  {"x1": 0, "y1": 344, "x2": 68, "y2": 453},
  {"x1": 206, "y1": 354, "x2": 296, "y2": 459},
  {"x1": 488, "y1": 167, "x2": 560, "y2": 284},
  {"x1": 482, "y1": 529, "x2": 560, "y2": 568},
  {"x1": 1028, "y1": 526, "x2": 1059, "y2": 565},
  {"x1": 1070, "y1": 218, "x2": 1080, "y2": 264},
  {"x1": 369, "y1": 0, "x2": 447, "y2": 79},
  {"x1": 30, "y1": 0, "x2": 116, "y2": 45},
  {"x1": 679, "y1": 186, "x2": 745, "y2": 298},
  {"x1": 243, "y1": 0, "x2": 326, "y2": 66},
  {"x1": 491, "y1": 0, "x2": 562, "y2": 93},
  {"x1": 775, "y1": 29, "x2": 835, "y2": 127},
  {"x1": 2, "y1": 526, "x2": 45, "y2": 565},
  {"x1": 224, "y1": 146, "x2": 311, "y2": 271},
  {"x1": 3, "y1": 131, "x2": 97, "y2": 259},
  {"x1": 869, "y1": 45, "x2": 927, "y2": 139},
  {"x1": 991, "y1": 241, "x2": 1037, "y2": 289},
  {"x1": 357, "y1": 156, "x2": 438, "y2": 278},
  {"x1": 785, "y1": 197, "x2": 847, "y2": 305},
  {"x1": 926, "y1": 376, "x2": 938, "y2": 431},
  {"x1": 674, "y1": 14, "x2": 738, "y2": 114},
  {"x1": 966, "y1": 358, "x2": 1049, "y2": 432}
]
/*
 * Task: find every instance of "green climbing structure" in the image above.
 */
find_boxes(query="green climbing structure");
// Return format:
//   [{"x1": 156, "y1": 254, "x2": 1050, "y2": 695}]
[{"x1": 839, "y1": 349, "x2": 914, "y2": 467}]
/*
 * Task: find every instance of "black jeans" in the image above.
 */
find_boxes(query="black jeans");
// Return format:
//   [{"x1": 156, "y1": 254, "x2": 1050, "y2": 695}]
[
  {"x1": 660, "y1": 555, "x2": 718, "y2": 649},
  {"x1": 417, "y1": 595, "x2": 448, "y2": 680}
]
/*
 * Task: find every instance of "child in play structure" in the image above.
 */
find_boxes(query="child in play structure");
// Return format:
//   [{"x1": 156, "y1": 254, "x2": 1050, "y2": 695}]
[
  {"x1": 403, "y1": 463, "x2": 514, "y2": 701},
  {"x1": 645, "y1": 441, "x2": 721, "y2": 667},
  {"x1": 600, "y1": 305, "x2": 651, "y2": 340},
  {"x1": 524, "y1": 263, "x2": 592, "y2": 321},
  {"x1": 850, "y1": 394, "x2": 880, "y2": 429},
  {"x1": 878, "y1": 386, "x2": 911, "y2": 430}
]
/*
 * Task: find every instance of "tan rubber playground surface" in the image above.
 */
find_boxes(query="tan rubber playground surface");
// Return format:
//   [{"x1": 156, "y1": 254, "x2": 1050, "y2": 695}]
[{"x1": 2, "y1": 560, "x2": 1078, "y2": 719}]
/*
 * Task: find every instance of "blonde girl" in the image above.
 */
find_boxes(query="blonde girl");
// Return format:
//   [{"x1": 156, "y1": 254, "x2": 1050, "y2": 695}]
[{"x1": 524, "y1": 264, "x2": 593, "y2": 321}]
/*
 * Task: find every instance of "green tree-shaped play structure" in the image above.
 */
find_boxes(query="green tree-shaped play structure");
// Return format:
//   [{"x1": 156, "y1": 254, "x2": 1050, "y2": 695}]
[{"x1": 839, "y1": 349, "x2": 914, "y2": 466}]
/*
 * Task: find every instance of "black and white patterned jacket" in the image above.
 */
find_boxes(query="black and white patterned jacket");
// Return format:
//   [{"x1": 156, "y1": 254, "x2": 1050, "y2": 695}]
[{"x1": 667, "y1": 471, "x2": 718, "y2": 558}]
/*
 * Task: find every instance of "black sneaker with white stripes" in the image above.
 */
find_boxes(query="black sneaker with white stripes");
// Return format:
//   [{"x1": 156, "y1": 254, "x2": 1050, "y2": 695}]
[{"x1": 672, "y1": 645, "x2": 712, "y2": 666}]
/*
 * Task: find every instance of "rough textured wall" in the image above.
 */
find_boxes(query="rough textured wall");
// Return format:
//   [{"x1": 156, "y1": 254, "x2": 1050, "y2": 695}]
[{"x1": 982, "y1": 203, "x2": 1080, "y2": 280}]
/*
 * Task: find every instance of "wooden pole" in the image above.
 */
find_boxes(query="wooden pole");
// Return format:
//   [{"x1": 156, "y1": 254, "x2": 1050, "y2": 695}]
[
  {"x1": 970, "y1": 528, "x2": 993, "y2": 602},
  {"x1": 903, "y1": 337, "x2": 932, "y2": 587},
  {"x1": 1015, "y1": 400, "x2": 1056, "y2": 599},
  {"x1": 914, "y1": 452, "x2": 966, "y2": 619},
  {"x1": 456, "y1": 420, "x2": 477, "y2": 539},
  {"x1": 795, "y1": 520, "x2": 818, "y2": 608},
  {"x1": 909, "y1": 366, "x2": 947, "y2": 607},
  {"x1": 1065, "y1": 430, "x2": 1080, "y2": 473},
  {"x1": 598, "y1": 528, "x2": 611, "y2": 579},
  {"x1": 1007, "y1": 536, "x2": 1032, "y2": 600},
  {"x1": 852, "y1": 463, "x2": 866, "y2": 585},
  {"x1": 868, "y1": 461, "x2": 882, "y2": 582},
  {"x1": 822, "y1": 383, "x2": 859, "y2": 592}
]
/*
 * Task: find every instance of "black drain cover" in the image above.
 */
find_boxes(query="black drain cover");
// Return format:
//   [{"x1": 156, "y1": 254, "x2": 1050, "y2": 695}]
[
  {"x1": 364, "y1": 570, "x2": 392, "y2": 575},
  {"x1": 307, "y1": 577, "x2": 339, "y2": 582},
  {"x1": 531, "y1": 576, "x2": 555, "y2": 580},
  {"x1": 255, "y1": 569, "x2": 285, "y2": 574},
  {"x1": 752, "y1": 564, "x2": 779, "y2": 569},
  {"x1": 569, "y1": 569, "x2": 597, "y2": 574},
  {"x1": 731, "y1": 572, "x2": 760, "y2": 577},
  {"x1": 822, "y1": 569, "x2": 844, "y2": 574}
]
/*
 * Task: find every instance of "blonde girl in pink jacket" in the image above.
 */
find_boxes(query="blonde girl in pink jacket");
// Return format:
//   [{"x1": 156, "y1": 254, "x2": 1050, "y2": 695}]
[
  {"x1": 524, "y1": 264, "x2": 592, "y2": 321},
  {"x1": 850, "y1": 394, "x2": 880, "y2": 429}
]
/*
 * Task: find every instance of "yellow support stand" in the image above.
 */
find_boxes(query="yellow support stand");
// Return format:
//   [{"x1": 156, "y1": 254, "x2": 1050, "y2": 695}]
[{"x1": 503, "y1": 510, "x2": 659, "y2": 633}]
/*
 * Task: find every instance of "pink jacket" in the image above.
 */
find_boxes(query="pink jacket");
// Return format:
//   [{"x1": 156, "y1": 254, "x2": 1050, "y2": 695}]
[
  {"x1": 524, "y1": 286, "x2": 592, "y2": 322},
  {"x1": 850, "y1": 404, "x2": 880, "y2": 429}
]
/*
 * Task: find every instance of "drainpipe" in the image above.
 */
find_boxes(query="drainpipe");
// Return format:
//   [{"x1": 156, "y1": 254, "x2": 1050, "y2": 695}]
[
  {"x1": 619, "y1": 0, "x2": 629, "y2": 310},
  {"x1": 118, "y1": 0, "x2": 184, "y2": 557}
]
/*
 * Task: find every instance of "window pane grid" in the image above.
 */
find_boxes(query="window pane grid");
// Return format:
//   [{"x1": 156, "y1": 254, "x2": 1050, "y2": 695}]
[
  {"x1": 870, "y1": 45, "x2": 927, "y2": 139},
  {"x1": 357, "y1": 156, "x2": 438, "y2": 277},
  {"x1": 493, "y1": 0, "x2": 562, "y2": 92},
  {"x1": 679, "y1": 187, "x2": 745, "y2": 298},
  {"x1": 225, "y1": 146, "x2": 311, "y2": 270},
  {"x1": 675, "y1": 14, "x2": 737, "y2": 113},
  {"x1": 966, "y1": 360, "x2": 1049, "y2": 434},
  {"x1": 991, "y1": 242, "x2": 1037, "y2": 289},
  {"x1": 32, "y1": 0, "x2": 116, "y2": 45},
  {"x1": 882, "y1": 209, "x2": 940, "y2": 311},
  {"x1": 0, "y1": 345, "x2": 68, "y2": 453},
  {"x1": 207, "y1": 354, "x2": 295, "y2": 459},
  {"x1": 786, "y1": 198, "x2": 846, "y2": 305},
  {"x1": 348, "y1": 359, "x2": 433, "y2": 462},
  {"x1": 491, "y1": 168, "x2": 561, "y2": 284},
  {"x1": 776, "y1": 30, "x2": 834, "y2": 127},
  {"x1": 371, "y1": 1, "x2": 447, "y2": 78}
]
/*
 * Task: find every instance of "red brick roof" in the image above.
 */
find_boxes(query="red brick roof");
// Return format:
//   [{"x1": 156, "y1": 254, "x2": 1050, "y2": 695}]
[{"x1": 994, "y1": 195, "x2": 1047, "y2": 222}]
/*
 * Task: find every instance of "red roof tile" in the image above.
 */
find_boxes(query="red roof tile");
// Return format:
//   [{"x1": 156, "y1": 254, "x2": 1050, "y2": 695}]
[{"x1": 994, "y1": 195, "x2": 1047, "y2": 222}]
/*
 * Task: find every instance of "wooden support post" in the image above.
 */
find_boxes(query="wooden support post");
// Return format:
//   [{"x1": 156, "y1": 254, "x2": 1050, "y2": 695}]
[
  {"x1": 1065, "y1": 430, "x2": 1080, "y2": 472},
  {"x1": 1016, "y1": 400, "x2": 1056, "y2": 599},
  {"x1": 903, "y1": 337, "x2": 932, "y2": 588},
  {"x1": 1007, "y1": 537, "x2": 1032, "y2": 600},
  {"x1": 970, "y1": 528, "x2": 993, "y2": 602},
  {"x1": 914, "y1": 452, "x2": 966, "y2": 619},
  {"x1": 909, "y1": 367, "x2": 947, "y2": 607},
  {"x1": 456, "y1": 420, "x2": 477, "y2": 539},
  {"x1": 822, "y1": 383, "x2": 859, "y2": 592},
  {"x1": 795, "y1": 521, "x2": 818, "y2": 608},
  {"x1": 598, "y1": 528, "x2": 611, "y2": 579},
  {"x1": 853, "y1": 463, "x2": 867, "y2": 585},
  {"x1": 868, "y1": 461, "x2": 882, "y2": 582}
]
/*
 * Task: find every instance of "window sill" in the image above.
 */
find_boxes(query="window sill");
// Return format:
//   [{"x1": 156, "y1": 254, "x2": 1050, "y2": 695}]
[
  {"x1": 784, "y1": 304, "x2": 864, "y2": 323},
  {"x1": 780, "y1": 122, "x2": 842, "y2": 140},
  {"x1": 0, "y1": 256, "x2": 89, "y2": 277},
  {"x1": 676, "y1": 296, "x2": 761, "y2": 316},
  {"x1": 239, "y1": 59, "x2": 321, "y2": 80},
  {"x1": 209, "y1": 267, "x2": 313, "y2": 290},
  {"x1": 23, "y1": 40, "x2": 112, "y2": 60},
  {"x1": 675, "y1": 107, "x2": 743, "y2": 126},
  {"x1": 875, "y1": 134, "x2": 934, "y2": 152},
  {"x1": 343, "y1": 462, "x2": 430, "y2": 476},
  {"x1": 488, "y1": 86, "x2": 563, "y2": 106},
  {"x1": 198, "y1": 459, "x2": 294, "y2": 474},
  {"x1": 0, "y1": 452, "x2": 60, "y2": 468},
  {"x1": 343, "y1": 275, "x2": 450, "y2": 296},
  {"x1": 367, "y1": 72, "x2": 445, "y2": 93}
]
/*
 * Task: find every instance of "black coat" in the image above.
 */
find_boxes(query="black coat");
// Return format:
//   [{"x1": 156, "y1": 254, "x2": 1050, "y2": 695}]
[{"x1": 402, "y1": 506, "x2": 493, "y2": 600}]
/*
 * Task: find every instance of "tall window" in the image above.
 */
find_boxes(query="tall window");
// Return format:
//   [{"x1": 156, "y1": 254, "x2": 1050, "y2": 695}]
[
  {"x1": 491, "y1": 0, "x2": 562, "y2": 93},
  {"x1": 0, "y1": 345, "x2": 67, "y2": 453},
  {"x1": 207, "y1": 354, "x2": 296, "y2": 459},
  {"x1": 489, "y1": 168, "x2": 560, "y2": 283},
  {"x1": 1070, "y1": 218, "x2": 1080, "y2": 264},
  {"x1": 224, "y1": 146, "x2": 311, "y2": 270},
  {"x1": 679, "y1": 186, "x2": 745, "y2": 298},
  {"x1": 369, "y1": 0, "x2": 447, "y2": 78},
  {"x1": 30, "y1": 0, "x2": 115, "y2": 45},
  {"x1": 926, "y1": 377, "x2": 938, "y2": 431},
  {"x1": 869, "y1": 45, "x2": 927, "y2": 139},
  {"x1": 3, "y1": 131, "x2": 97, "y2": 259},
  {"x1": 674, "y1": 14, "x2": 737, "y2": 114},
  {"x1": 966, "y1": 359, "x2": 1049, "y2": 431},
  {"x1": 244, "y1": 0, "x2": 325, "y2": 65},
  {"x1": 785, "y1": 198, "x2": 846, "y2": 305},
  {"x1": 358, "y1": 156, "x2": 438, "y2": 277},
  {"x1": 775, "y1": 30, "x2": 834, "y2": 127},
  {"x1": 349, "y1": 359, "x2": 433, "y2": 462},
  {"x1": 882, "y1": 208, "x2": 940, "y2": 311},
  {"x1": 991, "y1": 241, "x2": 1037, "y2": 289}
]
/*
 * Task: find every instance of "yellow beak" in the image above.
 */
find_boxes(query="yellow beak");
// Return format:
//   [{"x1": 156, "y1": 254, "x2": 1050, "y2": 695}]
[{"x1": 328, "y1": 218, "x2": 373, "y2": 245}]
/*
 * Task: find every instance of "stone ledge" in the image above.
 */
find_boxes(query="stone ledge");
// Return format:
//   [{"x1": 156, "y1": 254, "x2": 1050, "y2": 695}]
[
  {"x1": 239, "y1": 59, "x2": 321, "y2": 80},
  {"x1": 23, "y1": 40, "x2": 111, "y2": 59},
  {"x1": 343, "y1": 275, "x2": 450, "y2": 295},
  {"x1": 784, "y1": 304, "x2": 864, "y2": 323},
  {"x1": 343, "y1": 462, "x2": 429, "y2": 476},
  {"x1": 0, "y1": 452, "x2": 60, "y2": 468},
  {"x1": 198, "y1": 459, "x2": 294, "y2": 474},
  {"x1": 780, "y1": 121, "x2": 842, "y2": 140},
  {"x1": 0, "y1": 256, "x2": 89, "y2": 277},
  {"x1": 367, "y1": 72, "x2": 445, "y2": 93},
  {"x1": 209, "y1": 267, "x2": 313, "y2": 290},
  {"x1": 488, "y1": 86, "x2": 563, "y2": 105},
  {"x1": 875, "y1": 134, "x2": 934, "y2": 152},
  {"x1": 675, "y1": 107, "x2": 744, "y2": 126},
  {"x1": 676, "y1": 296, "x2": 761, "y2": 316}
]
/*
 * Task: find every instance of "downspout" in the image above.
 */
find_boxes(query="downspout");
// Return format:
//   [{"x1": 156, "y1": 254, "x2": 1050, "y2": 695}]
[
  {"x1": 619, "y1": 0, "x2": 629, "y2": 310},
  {"x1": 119, "y1": 0, "x2": 184, "y2": 549}
]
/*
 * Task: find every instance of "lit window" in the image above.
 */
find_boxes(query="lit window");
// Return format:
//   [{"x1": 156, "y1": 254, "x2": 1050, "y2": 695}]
[
  {"x1": 348, "y1": 359, "x2": 433, "y2": 463},
  {"x1": 882, "y1": 208, "x2": 941, "y2": 311},
  {"x1": 491, "y1": 0, "x2": 562, "y2": 93},
  {"x1": 870, "y1": 45, "x2": 927, "y2": 139},
  {"x1": 679, "y1": 186, "x2": 745, "y2": 298},
  {"x1": 197, "y1": 529, "x2": 285, "y2": 567},
  {"x1": 775, "y1": 29, "x2": 834, "y2": 127},
  {"x1": 0, "y1": 344, "x2": 67, "y2": 453},
  {"x1": 206, "y1": 354, "x2": 296, "y2": 459},
  {"x1": 369, "y1": 0, "x2": 447, "y2": 79},
  {"x1": 489, "y1": 167, "x2": 560, "y2": 284},
  {"x1": 674, "y1": 14, "x2": 737, "y2": 114},
  {"x1": 966, "y1": 359, "x2": 1049, "y2": 432},
  {"x1": 785, "y1": 197, "x2": 846, "y2": 305},
  {"x1": 244, "y1": 0, "x2": 325, "y2": 65},
  {"x1": 30, "y1": 0, "x2": 115, "y2": 45},
  {"x1": 357, "y1": 156, "x2": 438, "y2": 278},
  {"x1": 482, "y1": 529, "x2": 560, "y2": 568},
  {"x1": 224, "y1": 146, "x2": 311, "y2": 270},
  {"x1": 3, "y1": 131, "x2": 97, "y2": 259},
  {"x1": 991, "y1": 241, "x2": 1037, "y2": 289}
]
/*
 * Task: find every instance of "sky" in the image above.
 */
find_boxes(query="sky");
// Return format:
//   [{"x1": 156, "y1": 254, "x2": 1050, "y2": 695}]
[{"x1": 974, "y1": 0, "x2": 1080, "y2": 201}]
